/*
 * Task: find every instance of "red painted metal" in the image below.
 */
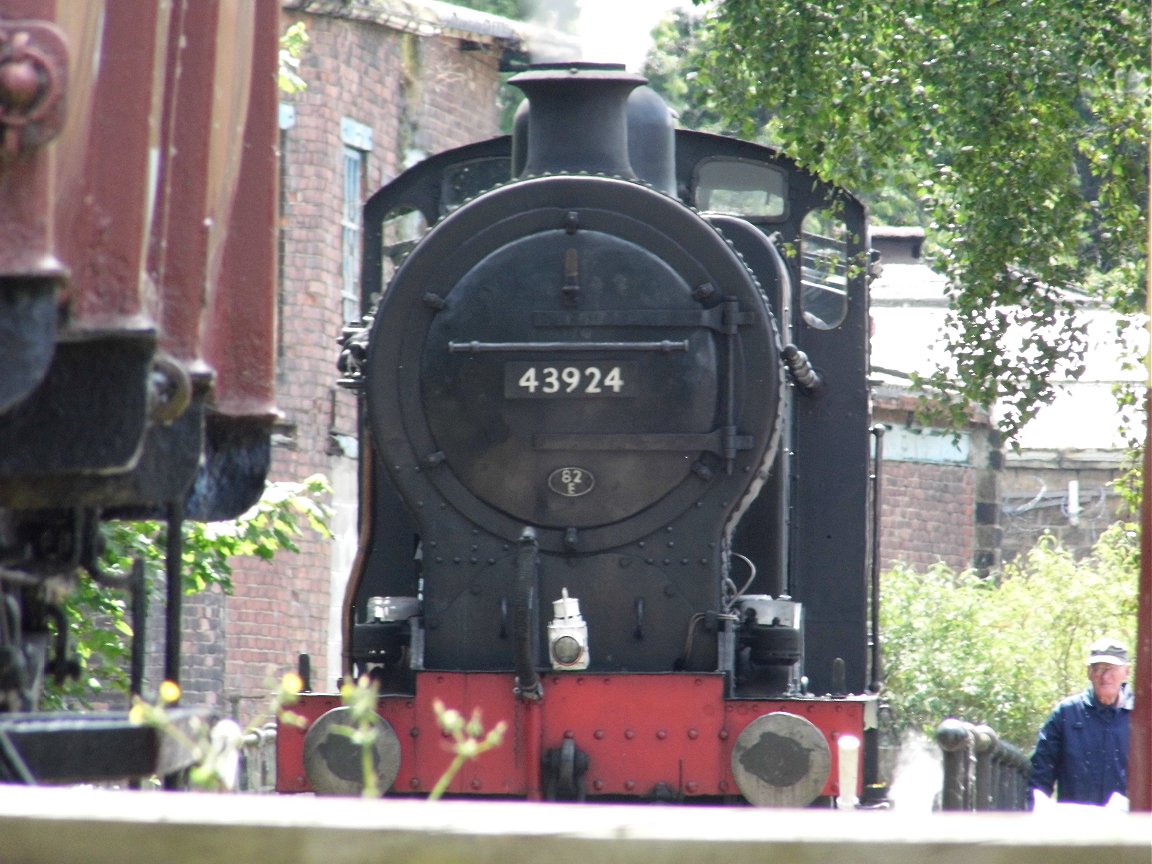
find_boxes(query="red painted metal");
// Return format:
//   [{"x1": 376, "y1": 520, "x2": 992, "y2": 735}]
[
  {"x1": 537, "y1": 673, "x2": 729, "y2": 797},
  {"x1": 150, "y1": 0, "x2": 254, "y2": 371},
  {"x1": 278, "y1": 693, "x2": 340, "y2": 793},
  {"x1": 1130, "y1": 172, "x2": 1152, "y2": 812},
  {"x1": 51, "y1": 0, "x2": 160, "y2": 329},
  {"x1": 204, "y1": 0, "x2": 278, "y2": 420},
  {"x1": 0, "y1": 3, "x2": 70, "y2": 410},
  {"x1": 3, "y1": 0, "x2": 277, "y2": 412},
  {"x1": 1130, "y1": 389, "x2": 1152, "y2": 812},
  {"x1": 523, "y1": 697, "x2": 544, "y2": 800},
  {"x1": 722, "y1": 696, "x2": 866, "y2": 800},
  {"x1": 0, "y1": 8, "x2": 68, "y2": 277},
  {"x1": 278, "y1": 672, "x2": 869, "y2": 801}
]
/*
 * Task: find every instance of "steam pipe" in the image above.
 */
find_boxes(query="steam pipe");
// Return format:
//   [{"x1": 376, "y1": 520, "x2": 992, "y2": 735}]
[
  {"x1": 513, "y1": 527, "x2": 542, "y2": 701},
  {"x1": 341, "y1": 434, "x2": 379, "y2": 683},
  {"x1": 869, "y1": 424, "x2": 885, "y2": 692},
  {"x1": 782, "y1": 344, "x2": 822, "y2": 393}
]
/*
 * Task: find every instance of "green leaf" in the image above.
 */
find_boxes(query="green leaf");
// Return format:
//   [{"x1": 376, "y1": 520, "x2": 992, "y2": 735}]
[
  {"x1": 43, "y1": 476, "x2": 333, "y2": 710},
  {"x1": 661, "y1": 0, "x2": 1150, "y2": 443}
]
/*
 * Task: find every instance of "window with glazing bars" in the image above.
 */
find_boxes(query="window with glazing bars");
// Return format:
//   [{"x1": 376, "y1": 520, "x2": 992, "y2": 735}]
[{"x1": 341, "y1": 144, "x2": 365, "y2": 323}]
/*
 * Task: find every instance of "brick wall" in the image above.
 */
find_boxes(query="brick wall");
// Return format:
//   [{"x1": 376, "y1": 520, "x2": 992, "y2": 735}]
[
  {"x1": 879, "y1": 461, "x2": 976, "y2": 572},
  {"x1": 874, "y1": 392, "x2": 1001, "y2": 575},
  {"x1": 873, "y1": 392, "x2": 1126, "y2": 576},
  {"x1": 190, "y1": 9, "x2": 506, "y2": 720},
  {"x1": 1000, "y1": 455, "x2": 1130, "y2": 563}
]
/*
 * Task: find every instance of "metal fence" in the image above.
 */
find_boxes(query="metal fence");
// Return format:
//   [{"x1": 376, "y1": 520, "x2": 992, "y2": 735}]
[
  {"x1": 936, "y1": 718, "x2": 1031, "y2": 810},
  {"x1": 236, "y1": 723, "x2": 278, "y2": 793}
]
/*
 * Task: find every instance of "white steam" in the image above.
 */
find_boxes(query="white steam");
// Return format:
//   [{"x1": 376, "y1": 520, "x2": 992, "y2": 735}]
[
  {"x1": 524, "y1": 0, "x2": 695, "y2": 71},
  {"x1": 888, "y1": 732, "x2": 944, "y2": 812}
]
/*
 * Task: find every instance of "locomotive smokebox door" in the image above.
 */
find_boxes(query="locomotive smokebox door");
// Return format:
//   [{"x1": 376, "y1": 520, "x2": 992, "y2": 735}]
[
  {"x1": 424, "y1": 229, "x2": 720, "y2": 529},
  {"x1": 367, "y1": 175, "x2": 784, "y2": 556}
]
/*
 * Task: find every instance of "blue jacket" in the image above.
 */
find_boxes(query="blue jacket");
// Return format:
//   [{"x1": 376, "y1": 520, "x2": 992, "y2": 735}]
[{"x1": 1029, "y1": 685, "x2": 1132, "y2": 805}]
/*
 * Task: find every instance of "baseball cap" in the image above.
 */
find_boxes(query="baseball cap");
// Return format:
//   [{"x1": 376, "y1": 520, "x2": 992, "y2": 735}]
[{"x1": 1087, "y1": 637, "x2": 1128, "y2": 666}]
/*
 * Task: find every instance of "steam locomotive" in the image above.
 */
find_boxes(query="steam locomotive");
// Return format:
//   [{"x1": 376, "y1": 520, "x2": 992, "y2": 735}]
[
  {"x1": 0, "y1": 1, "x2": 279, "y2": 782},
  {"x1": 278, "y1": 63, "x2": 884, "y2": 807}
]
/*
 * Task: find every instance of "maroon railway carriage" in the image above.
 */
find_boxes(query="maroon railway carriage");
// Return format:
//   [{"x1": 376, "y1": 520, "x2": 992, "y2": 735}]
[{"x1": 0, "y1": 0, "x2": 278, "y2": 782}]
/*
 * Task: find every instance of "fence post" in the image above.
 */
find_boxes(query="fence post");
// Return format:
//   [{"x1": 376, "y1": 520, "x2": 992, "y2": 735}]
[
  {"x1": 972, "y1": 724, "x2": 996, "y2": 810},
  {"x1": 936, "y1": 718, "x2": 1031, "y2": 811},
  {"x1": 936, "y1": 718, "x2": 974, "y2": 811},
  {"x1": 238, "y1": 723, "x2": 278, "y2": 793}
]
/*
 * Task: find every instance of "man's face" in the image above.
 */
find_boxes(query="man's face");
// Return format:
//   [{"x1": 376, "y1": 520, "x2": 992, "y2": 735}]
[{"x1": 1088, "y1": 662, "x2": 1129, "y2": 705}]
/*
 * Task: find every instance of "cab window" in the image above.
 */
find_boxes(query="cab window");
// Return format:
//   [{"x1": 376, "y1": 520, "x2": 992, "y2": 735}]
[
  {"x1": 799, "y1": 209, "x2": 850, "y2": 329},
  {"x1": 693, "y1": 158, "x2": 787, "y2": 219},
  {"x1": 378, "y1": 207, "x2": 428, "y2": 294}
]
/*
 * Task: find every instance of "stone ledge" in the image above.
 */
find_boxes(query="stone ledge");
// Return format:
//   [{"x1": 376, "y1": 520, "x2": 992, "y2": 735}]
[{"x1": 0, "y1": 785, "x2": 1149, "y2": 864}]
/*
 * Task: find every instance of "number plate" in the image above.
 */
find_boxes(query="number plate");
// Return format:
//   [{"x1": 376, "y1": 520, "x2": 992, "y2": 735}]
[{"x1": 504, "y1": 362, "x2": 636, "y2": 399}]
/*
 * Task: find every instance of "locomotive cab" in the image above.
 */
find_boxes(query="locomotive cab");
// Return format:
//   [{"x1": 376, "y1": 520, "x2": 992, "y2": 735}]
[{"x1": 283, "y1": 63, "x2": 880, "y2": 808}]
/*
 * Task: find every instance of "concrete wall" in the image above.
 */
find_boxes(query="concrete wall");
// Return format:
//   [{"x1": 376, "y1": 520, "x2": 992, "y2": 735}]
[
  {"x1": 869, "y1": 226, "x2": 1131, "y2": 576},
  {"x1": 1000, "y1": 450, "x2": 1132, "y2": 563},
  {"x1": 4, "y1": 786, "x2": 1151, "y2": 864}
]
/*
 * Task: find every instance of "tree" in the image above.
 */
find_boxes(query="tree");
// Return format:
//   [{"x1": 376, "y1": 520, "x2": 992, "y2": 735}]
[
  {"x1": 279, "y1": 21, "x2": 309, "y2": 94},
  {"x1": 680, "y1": 0, "x2": 1149, "y2": 440},
  {"x1": 644, "y1": 11, "x2": 928, "y2": 227},
  {"x1": 881, "y1": 524, "x2": 1138, "y2": 748},
  {"x1": 45, "y1": 476, "x2": 332, "y2": 709},
  {"x1": 643, "y1": 10, "x2": 728, "y2": 133}
]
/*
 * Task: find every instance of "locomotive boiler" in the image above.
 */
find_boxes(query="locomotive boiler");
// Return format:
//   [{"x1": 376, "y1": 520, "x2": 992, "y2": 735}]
[{"x1": 279, "y1": 62, "x2": 882, "y2": 806}]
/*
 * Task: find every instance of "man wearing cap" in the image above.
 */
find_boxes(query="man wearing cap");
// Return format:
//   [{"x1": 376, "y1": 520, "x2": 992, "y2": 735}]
[{"x1": 1029, "y1": 637, "x2": 1133, "y2": 807}]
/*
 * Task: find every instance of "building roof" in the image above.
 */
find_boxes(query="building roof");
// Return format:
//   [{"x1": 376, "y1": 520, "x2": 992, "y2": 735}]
[
  {"x1": 284, "y1": 0, "x2": 580, "y2": 60},
  {"x1": 869, "y1": 227, "x2": 1144, "y2": 453}
]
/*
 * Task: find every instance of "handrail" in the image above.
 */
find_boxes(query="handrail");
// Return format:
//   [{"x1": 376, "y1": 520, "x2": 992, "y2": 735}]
[
  {"x1": 236, "y1": 722, "x2": 278, "y2": 793},
  {"x1": 936, "y1": 718, "x2": 1031, "y2": 810}
]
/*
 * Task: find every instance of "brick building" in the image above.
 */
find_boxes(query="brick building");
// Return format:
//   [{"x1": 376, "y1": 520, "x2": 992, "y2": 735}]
[
  {"x1": 872, "y1": 389, "x2": 1001, "y2": 573},
  {"x1": 869, "y1": 227, "x2": 1003, "y2": 574},
  {"x1": 173, "y1": 1, "x2": 549, "y2": 718},
  {"x1": 869, "y1": 226, "x2": 1136, "y2": 575}
]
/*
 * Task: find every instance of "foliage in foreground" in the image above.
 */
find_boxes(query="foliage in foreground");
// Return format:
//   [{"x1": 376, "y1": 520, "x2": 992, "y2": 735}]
[
  {"x1": 44, "y1": 475, "x2": 332, "y2": 709},
  {"x1": 130, "y1": 673, "x2": 306, "y2": 791},
  {"x1": 881, "y1": 523, "x2": 1138, "y2": 749},
  {"x1": 130, "y1": 672, "x2": 505, "y2": 797}
]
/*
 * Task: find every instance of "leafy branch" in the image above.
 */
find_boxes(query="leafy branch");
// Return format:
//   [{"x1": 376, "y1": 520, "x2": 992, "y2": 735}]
[
  {"x1": 881, "y1": 523, "x2": 1138, "y2": 748},
  {"x1": 674, "y1": 0, "x2": 1149, "y2": 442},
  {"x1": 129, "y1": 673, "x2": 307, "y2": 791},
  {"x1": 278, "y1": 21, "x2": 309, "y2": 94},
  {"x1": 428, "y1": 700, "x2": 508, "y2": 800},
  {"x1": 45, "y1": 475, "x2": 332, "y2": 709}
]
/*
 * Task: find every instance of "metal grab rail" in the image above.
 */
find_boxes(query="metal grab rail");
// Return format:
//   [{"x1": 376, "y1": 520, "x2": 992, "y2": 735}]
[
  {"x1": 936, "y1": 718, "x2": 1031, "y2": 811},
  {"x1": 236, "y1": 723, "x2": 277, "y2": 793}
]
